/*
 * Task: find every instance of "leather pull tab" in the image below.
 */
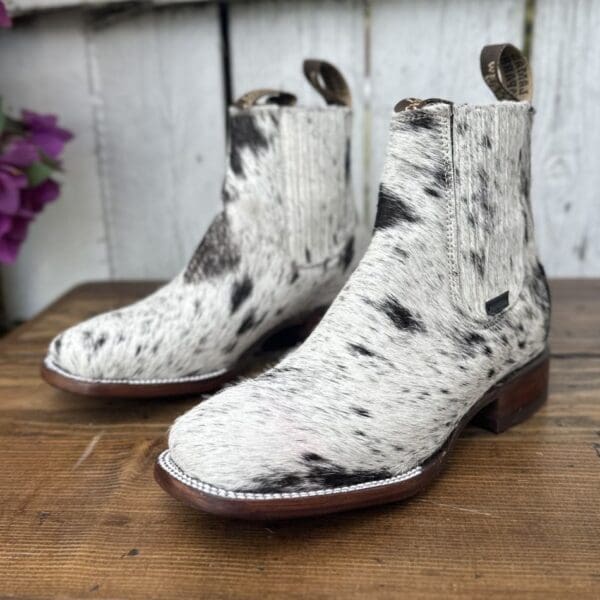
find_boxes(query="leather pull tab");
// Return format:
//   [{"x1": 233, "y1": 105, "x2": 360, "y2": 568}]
[
  {"x1": 394, "y1": 98, "x2": 425, "y2": 112},
  {"x1": 233, "y1": 89, "x2": 297, "y2": 110},
  {"x1": 394, "y1": 98, "x2": 451, "y2": 112},
  {"x1": 480, "y1": 43, "x2": 532, "y2": 102},
  {"x1": 303, "y1": 59, "x2": 351, "y2": 107}
]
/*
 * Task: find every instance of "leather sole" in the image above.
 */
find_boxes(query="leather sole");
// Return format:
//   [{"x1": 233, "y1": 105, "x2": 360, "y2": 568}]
[
  {"x1": 154, "y1": 349, "x2": 550, "y2": 519},
  {"x1": 40, "y1": 307, "x2": 327, "y2": 399}
]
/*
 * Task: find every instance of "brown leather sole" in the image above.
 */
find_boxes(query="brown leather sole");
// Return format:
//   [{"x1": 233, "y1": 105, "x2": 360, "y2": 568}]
[
  {"x1": 154, "y1": 349, "x2": 550, "y2": 520},
  {"x1": 40, "y1": 307, "x2": 327, "y2": 399}
]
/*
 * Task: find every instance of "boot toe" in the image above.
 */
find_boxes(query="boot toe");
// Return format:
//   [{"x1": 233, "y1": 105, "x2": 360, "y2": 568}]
[
  {"x1": 44, "y1": 302, "x2": 175, "y2": 382},
  {"x1": 44, "y1": 281, "x2": 211, "y2": 383},
  {"x1": 45, "y1": 315, "x2": 133, "y2": 381},
  {"x1": 167, "y1": 383, "x2": 398, "y2": 496},
  {"x1": 168, "y1": 387, "x2": 285, "y2": 493}
]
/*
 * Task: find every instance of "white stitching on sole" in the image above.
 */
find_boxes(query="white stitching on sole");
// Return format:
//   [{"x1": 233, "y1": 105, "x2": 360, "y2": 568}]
[
  {"x1": 157, "y1": 450, "x2": 423, "y2": 501},
  {"x1": 44, "y1": 357, "x2": 227, "y2": 386}
]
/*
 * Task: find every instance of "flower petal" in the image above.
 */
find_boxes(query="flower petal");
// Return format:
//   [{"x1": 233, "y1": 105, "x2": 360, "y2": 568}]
[
  {"x1": 0, "y1": 169, "x2": 26, "y2": 215},
  {"x1": 0, "y1": 237, "x2": 22, "y2": 263},
  {"x1": 0, "y1": 139, "x2": 39, "y2": 168},
  {"x1": 21, "y1": 179, "x2": 60, "y2": 213},
  {"x1": 0, "y1": 1, "x2": 12, "y2": 28},
  {"x1": 21, "y1": 110, "x2": 73, "y2": 159}
]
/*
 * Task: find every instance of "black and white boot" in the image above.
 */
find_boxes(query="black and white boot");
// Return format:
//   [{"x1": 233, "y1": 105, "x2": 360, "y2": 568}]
[
  {"x1": 157, "y1": 44, "x2": 551, "y2": 519},
  {"x1": 42, "y1": 61, "x2": 359, "y2": 398}
]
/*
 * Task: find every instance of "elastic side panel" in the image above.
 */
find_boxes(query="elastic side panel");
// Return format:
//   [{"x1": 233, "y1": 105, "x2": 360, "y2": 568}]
[
  {"x1": 452, "y1": 103, "x2": 532, "y2": 319},
  {"x1": 280, "y1": 108, "x2": 353, "y2": 265}
]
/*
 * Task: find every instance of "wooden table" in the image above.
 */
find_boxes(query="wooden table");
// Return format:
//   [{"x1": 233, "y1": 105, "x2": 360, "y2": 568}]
[{"x1": 1, "y1": 280, "x2": 598, "y2": 599}]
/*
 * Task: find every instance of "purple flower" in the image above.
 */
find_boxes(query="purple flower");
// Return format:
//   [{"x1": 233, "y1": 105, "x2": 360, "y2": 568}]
[
  {"x1": 21, "y1": 110, "x2": 73, "y2": 159},
  {"x1": 0, "y1": 214, "x2": 31, "y2": 264},
  {"x1": 20, "y1": 179, "x2": 60, "y2": 214},
  {"x1": 0, "y1": 1, "x2": 12, "y2": 28},
  {"x1": 0, "y1": 139, "x2": 38, "y2": 168},
  {"x1": 0, "y1": 166, "x2": 27, "y2": 216},
  {"x1": 0, "y1": 168, "x2": 61, "y2": 264},
  {"x1": 0, "y1": 109, "x2": 71, "y2": 263}
]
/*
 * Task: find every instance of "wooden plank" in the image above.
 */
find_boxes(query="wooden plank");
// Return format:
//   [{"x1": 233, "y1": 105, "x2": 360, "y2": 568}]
[
  {"x1": 228, "y1": 0, "x2": 367, "y2": 221},
  {"x1": 0, "y1": 10, "x2": 109, "y2": 322},
  {"x1": 530, "y1": 0, "x2": 600, "y2": 276},
  {"x1": 0, "y1": 279, "x2": 598, "y2": 598},
  {"x1": 369, "y1": 0, "x2": 526, "y2": 222},
  {"x1": 89, "y1": 3, "x2": 225, "y2": 278},
  {"x1": 6, "y1": 0, "x2": 208, "y2": 17},
  {"x1": 548, "y1": 279, "x2": 600, "y2": 356}
]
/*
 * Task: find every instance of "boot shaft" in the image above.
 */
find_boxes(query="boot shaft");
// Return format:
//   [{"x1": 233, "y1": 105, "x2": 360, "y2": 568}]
[
  {"x1": 376, "y1": 44, "x2": 544, "y2": 323},
  {"x1": 221, "y1": 62, "x2": 356, "y2": 268},
  {"x1": 224, "y1": 105, "x2": 354, "y2": 264},
  {"x1": 452, "y1": 102, "x2": 534, "y2": 320}
]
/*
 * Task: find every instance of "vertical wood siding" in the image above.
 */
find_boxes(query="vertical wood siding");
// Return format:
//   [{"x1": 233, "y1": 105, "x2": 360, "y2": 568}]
[
  {"x1": 530, "y1": 0, "x2": 600, "y2": 276},
  {"x1": 89, "y1": 4, "x2": 225, "y2": 278},
  {"x1": 0, "y1": 0, "x2": 598, "y2": 321},
  {"x1": 369, "y1": 0, "x2": 526, "y2": 224},
  {"x1": 229, "y1": 0, "x2": 367, "y2": 221},
  {"x1": 0, "y1": 11, "x2": 109, "y2": 320}
]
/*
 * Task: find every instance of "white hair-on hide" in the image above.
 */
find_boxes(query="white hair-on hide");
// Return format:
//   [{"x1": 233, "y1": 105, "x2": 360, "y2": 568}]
[
  {"x1": 167, "y1": 101, "x2": 550, "y2": 495},
  {"x1": 45, "y1": 104, "x2": 358, "y2": 384}
]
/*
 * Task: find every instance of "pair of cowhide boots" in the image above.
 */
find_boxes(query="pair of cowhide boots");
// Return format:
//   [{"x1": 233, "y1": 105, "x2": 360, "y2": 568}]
[{"x1": 43, "y1": 45, "x2": 551, "y2": 520}]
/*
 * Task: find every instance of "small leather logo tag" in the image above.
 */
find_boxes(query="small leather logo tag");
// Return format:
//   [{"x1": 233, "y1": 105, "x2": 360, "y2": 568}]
[{"x1": 486, "y1": 291, "x2": 509, "y2": 316}]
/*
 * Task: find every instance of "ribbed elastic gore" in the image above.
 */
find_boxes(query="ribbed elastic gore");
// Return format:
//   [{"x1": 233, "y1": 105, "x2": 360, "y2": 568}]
[
  {"x1": 452, "y1": 103, "x2": 530, "y2": 319},
  {"x1": 280, "y1": 109, "x2": 351, "y2": 265}
]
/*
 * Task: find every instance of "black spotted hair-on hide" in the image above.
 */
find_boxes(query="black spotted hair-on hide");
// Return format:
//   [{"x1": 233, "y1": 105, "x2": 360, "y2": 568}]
[
  {"x1": 167, "y1": 102, "x2": 550, "y2": 497},
  {"x1": 374, "y1": 184, "x2": 419, "y2": 230},
  {"x1": 184, "y1": 213, "x2": 241, "y2": 283}
]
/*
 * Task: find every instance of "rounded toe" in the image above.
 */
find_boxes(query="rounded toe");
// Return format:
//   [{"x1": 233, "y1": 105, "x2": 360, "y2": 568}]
[
  {"x1": 45, "y1": 324, "x2": 98, "y2": 380},
  {"x1": 44, "y1": 314, "x2": 134, "y2": 382}
]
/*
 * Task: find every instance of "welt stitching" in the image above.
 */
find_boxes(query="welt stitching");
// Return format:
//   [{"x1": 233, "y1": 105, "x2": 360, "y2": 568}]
[
  {"x1": 159, "y1": 450, "x2": 423, "y2": 501},
  {"x1": 45, "y1": 357, "x2": 226, "y2": 386}
]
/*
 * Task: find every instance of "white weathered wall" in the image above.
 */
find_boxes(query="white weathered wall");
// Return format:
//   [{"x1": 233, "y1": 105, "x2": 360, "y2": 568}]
[
  {"x1": 369, "y1": 0, "x2": 526, "y2": 224},
  {"x1": 1, "y1": 0, "x2": 599, "y2": 321},
  {"x1": 0, "y1": 3, "x2": 225, "y2": 319},
  {"x1": 0, "y1": 11, "x2": 109, "y2": 320},
  {"x1": 89, "y1": 4, "x2": 225, "y2": 278},
  {"x1": 530, "y1": 0, "x2": 600, "y2": 276},
  {"x1": 229, "y1": 0, "x2": 367, "y2": 220}
]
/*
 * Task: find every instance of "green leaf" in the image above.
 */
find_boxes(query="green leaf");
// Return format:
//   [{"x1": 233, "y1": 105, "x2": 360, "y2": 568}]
[
  {"x1": 38, "y1": 150, "x2": 61, "y2": 171},
  {"x1": 25, "y1": 161, "x2": 53, "y2": 187},
  {"x1": 3, "y1": 116, "x2": 24, "y2": 135}
]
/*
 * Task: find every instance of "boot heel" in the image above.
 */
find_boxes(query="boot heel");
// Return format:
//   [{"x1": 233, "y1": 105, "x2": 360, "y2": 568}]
[{"x1": 473, "y1": 351, "x2": 550, "y2": 434}]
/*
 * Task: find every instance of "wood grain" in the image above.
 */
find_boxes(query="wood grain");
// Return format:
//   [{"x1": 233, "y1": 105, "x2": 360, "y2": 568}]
[
  {"x1": 6, "y1": 0, "x2": 208, "y2": 17},
  {"x1": 530, "y1": 0, "x2": 600, "y2": 276},
  {"x1": 0, "y1": 279, "x2": 598, "y2": 598}
]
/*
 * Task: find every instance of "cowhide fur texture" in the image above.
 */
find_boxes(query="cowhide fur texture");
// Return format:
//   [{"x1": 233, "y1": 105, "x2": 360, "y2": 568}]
[
  {"x1": 44, "y1": 103, "x2": 358, "y2": 384},
  {"x1": 166, "y1": 100, "x2": 551, "y2": 496}
]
